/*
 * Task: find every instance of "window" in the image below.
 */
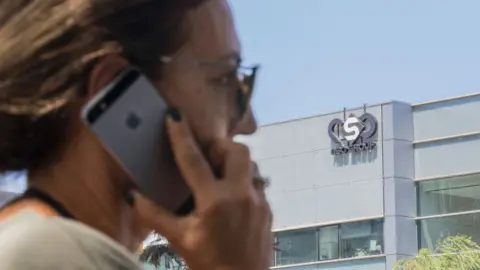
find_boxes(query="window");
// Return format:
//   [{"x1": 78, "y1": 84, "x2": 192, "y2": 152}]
[
  {"x1": 340, "y1": 220, "x2": 384, "y2": 258},
  {"x1": 417, "y1": 174, "x2": 480, "y2": 252},
  {"x1": 273, "y1": 219, "x2": 384, "y2": 266},
  {"x1": 319, "y1": 226, "x2": 339, "y2": 261},
  {"x1": 276, "y1": 229, "x2": 318, "y2": 265},
  {"x1": 418, "y1": 213, "x2": 480, "y2": 251},
  {"x1": 417, "y1": 174, "x2": 480, "y2": 216}
]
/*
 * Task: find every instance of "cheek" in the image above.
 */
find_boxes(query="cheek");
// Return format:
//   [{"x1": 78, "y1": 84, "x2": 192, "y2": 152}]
[{"x1": 158, "y1": 78, "x2": 231, "y2": 146}]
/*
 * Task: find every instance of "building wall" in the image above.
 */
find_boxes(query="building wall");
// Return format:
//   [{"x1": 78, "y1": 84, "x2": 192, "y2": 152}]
[
  {"x1": 241, "y1": 105, "x2": 384, "y2": 230},
  {"x1": 381, "y1": 102, "x2": 416, "y2": 269},
  {"x1": 412, "y1": 95, "x2": 480, "y2": 259},
  {"x1": 242, "y1": 93, "x2": 480, "y2": 234},
  {"x1": 240, "y1": 105, "x2": 387, "y2": 269},
  {"x1": 413, "y1": 95, "x2": 480, "y2": 178}
]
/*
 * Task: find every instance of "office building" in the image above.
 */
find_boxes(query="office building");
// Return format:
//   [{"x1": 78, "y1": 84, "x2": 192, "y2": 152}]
[{"x1": 237, "y1": 93, "x2": 480, "y2": 270}]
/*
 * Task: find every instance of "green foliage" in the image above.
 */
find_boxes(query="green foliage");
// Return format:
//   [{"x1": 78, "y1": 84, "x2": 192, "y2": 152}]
[{"x1": 394, "y1": 235, "x2": 480, "y2": 270}]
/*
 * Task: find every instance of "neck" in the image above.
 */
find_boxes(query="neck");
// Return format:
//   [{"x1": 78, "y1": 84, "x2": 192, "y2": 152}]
[{"x1": 28, "y1": 150, "x2": 144, "y2": 251}]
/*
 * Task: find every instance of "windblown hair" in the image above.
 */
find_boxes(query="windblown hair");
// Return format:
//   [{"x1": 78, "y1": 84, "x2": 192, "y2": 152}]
[{"x1": 0, "y1": 0, "x2": 205, "y2": 172}]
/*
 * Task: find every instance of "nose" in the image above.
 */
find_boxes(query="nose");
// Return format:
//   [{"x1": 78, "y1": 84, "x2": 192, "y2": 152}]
[{"x1": 232, "y1": 106, "x2": 257, "y2": 135}]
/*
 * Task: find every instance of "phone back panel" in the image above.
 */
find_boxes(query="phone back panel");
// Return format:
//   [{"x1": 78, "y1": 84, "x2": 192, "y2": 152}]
[{"x1": 82, "y1": 73, "x2": 190, "y2": 212}]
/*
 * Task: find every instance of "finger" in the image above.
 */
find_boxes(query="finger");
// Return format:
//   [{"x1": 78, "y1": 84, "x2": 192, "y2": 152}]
[
  {"x1": 126, "y1": 190, "x2": 187, "y2": 243},
  {"x1": 207, "y1": 141, "x2": 227, "y2": 178},
  {"x1": 252, "y1": 161, "x2": 261, "y2": 179},
  {"x1": 166, "y1": 108, "x2": 215, "y2": 194},
  {"x1": 252, "y1": 162, "x2": 269, "y2": 191},
  {"x1": 251, "y1": 162, "x2": 271, "y2": 222},
  {"x1": 264, "y1": 199, "x2": 273, "y2": 226},
  {"x1": 222, "y1": 142, "x2": 252, "y2": 190},
  {"x1": 207, "y1": 140, "x2": 248, "y2": 179},
  {"x1": 253, "y1": 177, "x2": 269, "y2": 194}
]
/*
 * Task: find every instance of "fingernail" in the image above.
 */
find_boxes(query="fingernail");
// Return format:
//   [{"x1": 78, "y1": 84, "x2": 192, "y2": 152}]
[
  {"x1": 124, "y1": 190, "x2": 135, "y2": 207},
  {"x1": 236, "y1": 88, "x2": 247, "y2": 114},
  {"x1": 213, "y1": 165, "x2": 224, "y2": 179},
  {"x1": 167, "y1": 107, "x2": 181, "y2": 122}
]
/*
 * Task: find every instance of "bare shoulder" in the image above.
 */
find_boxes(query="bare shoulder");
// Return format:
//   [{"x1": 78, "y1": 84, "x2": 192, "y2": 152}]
[{"x1": 0, "y1": 210, "x2": 141, "y2": 270}]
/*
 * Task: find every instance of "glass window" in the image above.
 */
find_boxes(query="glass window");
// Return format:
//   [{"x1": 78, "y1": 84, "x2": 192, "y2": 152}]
[
  {"x1": 340, "y1": 219, "x2": 384, "y2": 258},
  {"x1": 273, "y1": 219, "x2": 384, "y2": 266},
  {"x1": 319, "y1": 226, "x2": 339, "y2": 261},
  {"x1": 418, "y1": 213, "x2": 480, "y2": 251},
  {"x1": 275, "y1": 229, "x2": 318, "y2": 265},
  {"x1": 417, "y1": 174, "x2": 480, "y2": 216}
]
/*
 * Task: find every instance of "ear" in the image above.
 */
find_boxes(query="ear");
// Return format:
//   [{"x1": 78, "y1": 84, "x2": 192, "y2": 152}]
[{"x1": 87, "y1": 54, "x2": 130, "y2": 97}]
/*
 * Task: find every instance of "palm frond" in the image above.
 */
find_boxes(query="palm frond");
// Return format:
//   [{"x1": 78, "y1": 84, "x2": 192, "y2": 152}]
[
  {"x1": 139, "y1": 235, "x2": 187, "y2": 269},
  {"x1": 139, "y1": 242, "x2": 184, "y2": 267}
]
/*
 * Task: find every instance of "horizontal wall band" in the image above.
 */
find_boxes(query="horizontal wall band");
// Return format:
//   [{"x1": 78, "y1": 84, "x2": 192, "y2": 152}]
[
  {"x1": 414, "y1": 170, "x2": 480, "y2": 182},
  {"x1": 415, "y1": 209, "x2": 480, "y2": 221},
  {"x1": 270, "y1": 254, "x2": 386, "y2": 269},
  {"x1": 413, "y1": 130, "x2": 480, "y2": 145},
  {"x1": 412, "y1": 92, "x2": 480, "y2": 107},
  {"x1": 273, "y1": 215, "x2": 384, "y2": 233}
]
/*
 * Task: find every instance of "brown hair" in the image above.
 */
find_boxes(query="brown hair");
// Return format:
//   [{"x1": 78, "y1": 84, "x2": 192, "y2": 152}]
[{"x1": 0, "y1": 0, "x2": 205, "y2": 172}]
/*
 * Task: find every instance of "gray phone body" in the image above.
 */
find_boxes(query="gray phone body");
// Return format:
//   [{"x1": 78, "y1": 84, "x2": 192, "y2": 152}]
[{"x1": 81, "y1": 68, "x2": 190, "y2": 213}]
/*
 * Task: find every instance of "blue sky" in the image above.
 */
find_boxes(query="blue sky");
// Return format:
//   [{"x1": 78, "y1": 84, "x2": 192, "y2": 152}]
[{"x1": 231, "y1": 0, "x2": 480, "y2": 125}]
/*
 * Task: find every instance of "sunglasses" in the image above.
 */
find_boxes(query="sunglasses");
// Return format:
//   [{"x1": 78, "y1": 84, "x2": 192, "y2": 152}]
[{"x1": 236, "y1": 64, "x2": 259, "y2": 119}]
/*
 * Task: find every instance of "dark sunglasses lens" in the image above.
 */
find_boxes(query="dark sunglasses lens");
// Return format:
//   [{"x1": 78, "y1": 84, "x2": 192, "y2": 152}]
[
  {"x1": 236, "y1": 85, "x2": 249, "y2": 118},
  {"x1": 236, "y1": 66, "x2": 258, "y2": 118}
]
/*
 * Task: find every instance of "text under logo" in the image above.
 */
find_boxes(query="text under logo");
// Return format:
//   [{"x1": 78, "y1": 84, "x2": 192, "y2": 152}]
[{"x1": 328, "y1": 113, "x2": 378, "y2": 155}]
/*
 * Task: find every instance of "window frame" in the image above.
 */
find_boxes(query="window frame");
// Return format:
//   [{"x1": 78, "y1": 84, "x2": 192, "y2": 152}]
[
  {"x1": 416, "y1": 173, "x2": 480, "y2": 217},
  {"x1": 272, "y1": 218, "x2": 384, "y2": 267},
  {"x1": 416, "y1": 173, "x2": 480, "y2": 251}
]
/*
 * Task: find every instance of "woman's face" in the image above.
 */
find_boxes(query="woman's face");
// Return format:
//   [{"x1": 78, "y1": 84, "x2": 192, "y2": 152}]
[
  {"x1": 129, "y1": 0, "x2": 257, "y2": 243},
  {"x1": 65, "y1": 0, "x2": 258, "y2": 248},
  {"x1": 155, "y1": 0, "x2": 257, "y2": 148}
]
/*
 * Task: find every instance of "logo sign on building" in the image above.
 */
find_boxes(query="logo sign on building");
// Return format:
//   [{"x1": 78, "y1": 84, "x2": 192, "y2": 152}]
[{"x1": 328, "y1": 113, "x2": 378, "y2": 155}]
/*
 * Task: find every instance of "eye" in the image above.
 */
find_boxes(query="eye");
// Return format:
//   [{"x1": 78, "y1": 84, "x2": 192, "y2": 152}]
[{"x1": 215, "y1": 71, "x2": 238, "y2": 86}]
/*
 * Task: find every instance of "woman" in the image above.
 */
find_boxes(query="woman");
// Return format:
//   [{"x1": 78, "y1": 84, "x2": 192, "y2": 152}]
[{"x1": 0, "y1": 0, "x2": 272, "y2": 270}]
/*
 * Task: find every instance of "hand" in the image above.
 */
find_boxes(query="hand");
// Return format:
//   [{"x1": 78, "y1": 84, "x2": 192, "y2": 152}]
[{"x1": 128, "y1": 109, "x2": 273, "y2": 270}]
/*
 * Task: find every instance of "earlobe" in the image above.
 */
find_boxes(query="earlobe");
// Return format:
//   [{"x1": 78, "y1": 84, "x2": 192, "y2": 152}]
[{"x1": 87, "y1": 55, "x2": 130, "y2": 98}]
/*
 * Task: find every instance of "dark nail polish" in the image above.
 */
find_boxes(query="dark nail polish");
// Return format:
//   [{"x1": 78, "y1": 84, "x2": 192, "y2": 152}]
[
  {"x1": 124, "y1": 190, "x2": 135, "y2": 207},
  {"x1": 236, "y1": 88, "x2": 247, "y2": 115},
  {"x1": 212, "y1": 165, "x2": 224, "y2": 179},
  {"x1": 167, "y1": 107, "x2": 181, "y2": 122}
]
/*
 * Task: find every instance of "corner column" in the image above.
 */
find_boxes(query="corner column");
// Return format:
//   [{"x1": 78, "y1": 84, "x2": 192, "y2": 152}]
[{"x1": 381, "y1": 102, "x2": 417, "y2": 270}]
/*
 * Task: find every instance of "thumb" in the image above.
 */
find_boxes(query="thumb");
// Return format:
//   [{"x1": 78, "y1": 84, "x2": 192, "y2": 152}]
[{"x1": 125, "y1": 190, "x2": 187, "y2": 243}]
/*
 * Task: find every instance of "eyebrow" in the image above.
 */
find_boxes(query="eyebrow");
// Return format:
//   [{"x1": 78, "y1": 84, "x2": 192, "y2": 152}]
[{"x1": 218, "y1": 52, "x2": 242, "y2": 63}]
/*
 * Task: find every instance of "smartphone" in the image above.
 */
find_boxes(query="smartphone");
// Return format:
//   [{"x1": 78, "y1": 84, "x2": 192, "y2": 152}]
[{"x1": 81, "y1": 67, "x2": 192, "y2": 214}]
